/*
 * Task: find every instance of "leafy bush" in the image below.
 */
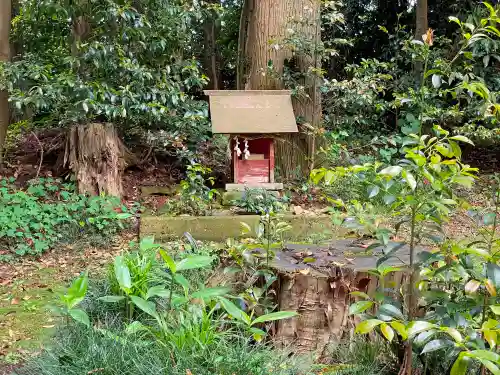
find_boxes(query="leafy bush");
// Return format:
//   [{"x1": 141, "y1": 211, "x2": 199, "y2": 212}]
[
  {"x1": 233, "y1": 188, "x2": 287, "y2": 214},
  {"x1": 0, "y1": 177, "x2": 136, "y2": 258},
  {"x1": 162, "y1": 163, "x2": 219, "y2": 216}
]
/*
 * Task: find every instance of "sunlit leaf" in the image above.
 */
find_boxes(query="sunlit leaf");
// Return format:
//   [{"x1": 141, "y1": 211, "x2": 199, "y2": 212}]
[
  {"x1": 176, "y1": 255, "x2": 213, "y2": 271},
  {"x1": 355, "y1": 319, "x2": 383, "y2": 334},
  {"x1": 378, "y1": 166, "x2": 402, "y2": 177},
  {"x1": 114, "y1": 256, "x2": 132, "y2": 290},
  {"x1": 251, "y1": 311, "x2": 298, "y2": 326},
  {"x1": 407, "y1": 321, "x2": 436, "y2": 337},
  {"x1": 349, "y1": 301, "x2": 374, "y2": 315},
  {"x1": 69, "y1": 308, "x2": 90, "y2": 328},
  {"x1": 380, "y1": 323, "x2": 394, "y2": 342}
]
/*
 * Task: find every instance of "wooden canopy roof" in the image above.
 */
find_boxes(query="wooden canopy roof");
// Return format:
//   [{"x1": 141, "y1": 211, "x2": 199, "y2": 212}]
[{"x1": 204, "y1": 90, "x2": 298, "y2": 134}]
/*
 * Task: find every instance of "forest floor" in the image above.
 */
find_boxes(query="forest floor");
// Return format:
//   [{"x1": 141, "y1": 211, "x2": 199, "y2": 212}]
[
  {"x1": 0, "y1": 233, "x2": 135, "y2": 370},
  {"x1": 0, "y1": 166, "x2": 495, "y2": 372}
]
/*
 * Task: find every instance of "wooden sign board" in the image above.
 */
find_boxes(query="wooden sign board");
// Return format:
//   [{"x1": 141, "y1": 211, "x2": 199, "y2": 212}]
[{"x1": 205, "y1": 90, "x2": 298, "y2": 134}]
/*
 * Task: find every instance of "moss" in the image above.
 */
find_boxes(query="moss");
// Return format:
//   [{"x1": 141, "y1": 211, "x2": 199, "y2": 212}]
[{"x1": 141, "y1": 214, "x2": 343, "y2": 242}]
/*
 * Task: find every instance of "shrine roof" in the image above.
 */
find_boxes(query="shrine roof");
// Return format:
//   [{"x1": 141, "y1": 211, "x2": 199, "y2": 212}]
[{"x1": 204, "y1": 90, "x2": 298, "y2": 134}]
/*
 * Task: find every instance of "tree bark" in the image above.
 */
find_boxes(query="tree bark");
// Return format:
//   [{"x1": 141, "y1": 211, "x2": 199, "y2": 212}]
[
  {"x1": 276, "y1": 265, "x2": 407, "y2": 358},
  {"x1": 203, "y1": 0, "x2": 220, "y2": 90},
  {"x1": 243, "y1": 0, "x2": 322, "y2": 180},
  {"x1": 0, "y1": 0, "x2": 12, "y2": 165},
  {"x1": 64, "y1": 123, "x2": 125, "y2": 197},
  {"x1": 414, "y1": 0, "x2": 428, "y2": 80},
  {"x1": 415, "y1": 0, "x2": 428, "y2": 41}
]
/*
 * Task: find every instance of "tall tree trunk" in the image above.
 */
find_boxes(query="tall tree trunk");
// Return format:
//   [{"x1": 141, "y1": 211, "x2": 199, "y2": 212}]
[
  {"x1": 243, "y1": 0, "x2": 321, "y2": 180},
  {"x1": 414, "y1": 0, "x2": 428, "y2": 80},
  {"x1": 415, "y1": 0, "x2": 428, "y2": 41},
  {"x1": 0, "y1": 0, "x2": 12, "y2": 165},
  {"x1": 203, "y1": 3, "x2": 220, "y2": 90}
]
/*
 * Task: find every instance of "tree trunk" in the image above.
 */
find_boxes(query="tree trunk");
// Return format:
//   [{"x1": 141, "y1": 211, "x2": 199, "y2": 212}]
[
  {"x1": 0, "y1": 0, "x2": 11, "y2": 165},
  {"x1": 243, "y1": 0, "x2": 322, "y2": 180},
  {"x1": 414, "y1": 0, "x2": 428, "y2": 80},
  {"x1": 415, "y1": 0, "x2": 428, "y2": 41},
  {"x1": 203, "y1": 0, "x2": 220, "y2": 90},
  {"x1": 64, "y1": 123, "x2": 125, "y2": 197},
  {"x1": 276, "y1": 266, "x2": 406, "y2": 358}
]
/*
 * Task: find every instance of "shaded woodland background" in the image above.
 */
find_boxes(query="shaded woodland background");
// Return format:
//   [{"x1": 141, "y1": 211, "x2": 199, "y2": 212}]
[{"x1": 0, "y1": 0, "x2": 499, "y2": 194}]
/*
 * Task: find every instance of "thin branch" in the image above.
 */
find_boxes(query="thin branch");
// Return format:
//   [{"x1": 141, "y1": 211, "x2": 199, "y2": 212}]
[{"x1": 31, "y1": 131, "x2": 43, "y2": 178}]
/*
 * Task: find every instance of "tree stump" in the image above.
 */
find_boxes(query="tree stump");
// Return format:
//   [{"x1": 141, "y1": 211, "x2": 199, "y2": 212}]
[
  {"x1": 267, "y1": 240, "x2": 411, "y2": 358},
  {"x1": 64, "y1": 123, "x2": 125, "y2": 197}
]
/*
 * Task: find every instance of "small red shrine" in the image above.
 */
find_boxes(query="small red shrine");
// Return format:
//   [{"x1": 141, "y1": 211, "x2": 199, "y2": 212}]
[{"x1": 205, "y1": 90, "x2": 298, "y2": 190}]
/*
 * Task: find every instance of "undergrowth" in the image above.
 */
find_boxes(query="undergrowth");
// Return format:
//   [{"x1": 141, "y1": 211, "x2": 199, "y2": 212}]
[{"x1": 0, "y1": 177, "x2": 138, "y2": 260}]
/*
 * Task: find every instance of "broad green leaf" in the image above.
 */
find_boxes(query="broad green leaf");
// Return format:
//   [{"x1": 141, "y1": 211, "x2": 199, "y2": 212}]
[
  {"x1": 176, "y1": 255, "x2": 213, "y2": 271},
  {"x1": 390, "y1": 321, "x2": 408, "y2": 340},
  {"x1": 490, "y1": 305, "x2": 500, "y2": 315},
  {"x1": 452, "y1": 175, "x2": 474, "y2": 188},
  {"x1": 114, "y1": 256, "x2": 132, "y2": 290},
  {"x1": 139, "y1": 236, "x2": 158, "y2": 251},
  {"x1": 146, "y1": 286, "x2": 170, "y2": 300},
  {"x1": 219, "y1": 297, "x2": 251, "y2": 325},
  {"x1": 324, "y1": 170, "x2": 335, "y2": 185},
  {"x1": 477, "y1": 360, "x2": 500, "y2": 375},
  {"x1": 383, "y1": 194, "x2": 396, "y2": 205},
  {"x1": 450, "y1": 353, "x2": 470, "y2": 375},
  {"x1": 407, "y1": 321, "x2": 436, "y2": 337},
  {"x1": 159, "y1": 250, "x2": 176, "y2": 273},
  {"x1": 240, "y1": 222, "x2": 252, "y2": 235},
  {"x1": 405, "y1": 172, "x2": 416, "y2": 190},
  {"x1": 130, "y1": 296, "x2": 158, "y2": 319},
  {"x1": 355, "y1": 319, "x2": 383, "y2": 334},
  {"x1": 69, "y1": 308, "x2": 90, "y2": 328},
  {"x1": 249, "y1": 327, "x2": 266, "y2": 342},
  {"x1": 350, "y1": 291, "x2": 371, "y2": 300},
  {"x1": 173, "y1": 274, "x2": 190, "y2": 291},
  {"x1": 98, "y1": 295, "x2": 126, "y2": 303},
  {"x1": 251, "y1": 311, "x2": 298, "y2": 326},
  {"x1": 442, "y1": 327, "x2": 463, "y2": 342},
  {"x1": 449, "y1": 16, "x2": 461, "y2": 26},
  {"x1": 379, "y1": 304, "x2": 405, "y2": 320},
  {"x1": 378, "y1": 166, "x2": 402, "y2": 177},
  {"x1": 487, "y1": 263, "x2": 500, "y2": 288},
  {"x1": 191, "y1": 287, "x2": 230, "y2": 300},
  {"x1": 349, "y1": 301, "x2": 373, "y2": 315},
  {"x1": 421, "y1": 339, "x2": 453, "y2": 354},
  {"x1": 468, "y1": 350, "x2": 500, "y2": 363},
  {"x1": 367, "y1": 185, "x2": 380, "y2": 198},
  {"x1": 380, "y1": 323, "x2": 394, "y2": 342},
  {"x1": 66, "y1": 271, "x2": 89, "y2": 308},
  {"x1": 449, "y1": 135, "x2": 474, "y2": 145},
  {"x1": 484, "y1": 330, "x2": 497, "y2": 348}
]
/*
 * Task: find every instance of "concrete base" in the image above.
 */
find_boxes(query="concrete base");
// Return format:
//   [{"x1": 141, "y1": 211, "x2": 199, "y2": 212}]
[
  {"x1": 226, "y1": 183, "x2": 283, "y2": 191},
  {"x1": 141, "y1": 214, "x2": 339, "y2": 242}
]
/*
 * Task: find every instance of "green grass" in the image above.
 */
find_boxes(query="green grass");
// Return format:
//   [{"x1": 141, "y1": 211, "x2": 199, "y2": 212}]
[{"x1": 16, "y1": 325, "x2": 311, "y2": 375}]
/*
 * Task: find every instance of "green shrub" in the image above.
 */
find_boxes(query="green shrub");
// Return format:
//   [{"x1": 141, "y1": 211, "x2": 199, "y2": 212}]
[
  {"x1": 0, "y1": 177, "x2": 137, "y2": 258},
  {"x1": 233, "y1": 188, "x2": 287, "y2": 214}
]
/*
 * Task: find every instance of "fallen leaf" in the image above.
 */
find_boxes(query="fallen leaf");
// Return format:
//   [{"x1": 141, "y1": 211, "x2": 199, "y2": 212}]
[
  {"x1": 42, "y1": 325, "x2": 55, "y2": 329},
  {"x1": 299, "y1": 269, "x2": 310, "y2": 275},
  {"x1": 11, "y1": 298, "x2": 19, "y2": 305}
]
